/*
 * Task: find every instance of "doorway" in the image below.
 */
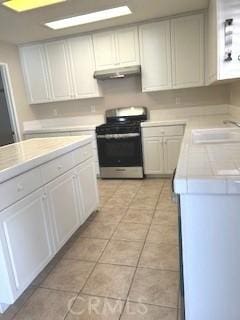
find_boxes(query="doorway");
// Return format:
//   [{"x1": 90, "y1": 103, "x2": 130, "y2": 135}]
[{"x1": 0, "y1": 64, "x2": 20, "y2": 146}]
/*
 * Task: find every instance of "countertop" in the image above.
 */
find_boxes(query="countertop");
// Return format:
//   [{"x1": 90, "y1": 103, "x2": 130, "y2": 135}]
[
  {"x1": 0, "y1": 136, "x2": 92, "y2": 183},
  {"x1": 23, "y1": 124, "x2": 99, "y2": 135},
  {"x1": 169, "y1": 115, "x2": 240, "y2": 195}
]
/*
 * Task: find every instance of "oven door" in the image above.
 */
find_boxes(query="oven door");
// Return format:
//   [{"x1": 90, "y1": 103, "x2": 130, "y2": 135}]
[{"x1": 97, "y1": 133, "x2": 143, "y2": 167}]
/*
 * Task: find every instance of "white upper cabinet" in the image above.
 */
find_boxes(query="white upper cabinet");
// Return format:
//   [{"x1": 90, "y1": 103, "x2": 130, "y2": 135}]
[
  {"x1": 67, "y1": 35, "x2": 101, "y2": 98},
  {"x1": 139, "y1": 21, "x2": 172, "y2": 91},
  {"x1": 93, "y1": 26, "x2": 139, "y2": 70},
  {"x1": 171, "y1": 14, "x2": 205, "y2": 89},
  {"x1": 45, "y1": 40, "x2": 73, "y2": 101},
  {"x1": 207, "y1": 0, "x2": 240, "y2": 83},
  {"x1": 19, "y1": 45, "x2": 50, "y2": 104},
  {"x1": 93, "y1": 31, "x2": 117, "y2": 70}
]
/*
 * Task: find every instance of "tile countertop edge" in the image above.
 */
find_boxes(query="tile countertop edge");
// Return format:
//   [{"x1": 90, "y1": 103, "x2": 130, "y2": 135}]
[
  {"x1": 23, "y1": 124, "x2": 102, "y2": 135},
  {"x1": 141, "y1": 119, "x2": 188, "y2": 127},
  {"x1": 0, "y1": 136, "x2": 93, "y2": 184}
]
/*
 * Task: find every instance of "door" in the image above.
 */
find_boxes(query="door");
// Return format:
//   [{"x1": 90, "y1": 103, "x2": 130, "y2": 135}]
[
  {"x1": 143, "y1": 137, "x2": 164, "y2": 174},
  {"x1": 171, "y1": 14, "x2": 204, "y2": 88},
  {"x1": 115, "y1": 27, "x2": 140, "y2": 67},
  {"x1": 97, "y1": 134, "x2": 143, "y2": 167},
  {"x1": 76, "y1": 159, "x2": 99, "y2": 223},
  {"x1": 45, "y1": 170, "x2": 80, "y2": 250},
  {"x1": 19, "y1": 44, "x2": 50, "y2": 104},
  {"x1": 139, "y1": 21, "x2": 172, "y2": 91},
  {"x1": 0, "y1": 188, "x2": 53, "y2": 303},
  {"x1": 0, "y1": 72, "x2": 14, "y2": 146},
  {"x1": 67, "y1": 35, "x2": 101, "y2": 98},
  {"x1": 45, "y1": 40, "x2": 73, "y2": 101},
  {"x1": 93, "y1": 31, "x2": 117, "y2": 70},
  {"x1": 163, "y1": 136, "x2": 182, "y2": 174}
]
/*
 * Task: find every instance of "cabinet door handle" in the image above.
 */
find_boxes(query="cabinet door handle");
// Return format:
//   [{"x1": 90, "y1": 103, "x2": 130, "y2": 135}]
[
  {"x1": 57, "y1": 165, "x2": 63, "y2": 171},
  {"x1": 238, "y1": 55, "x2": 240, "y2": 62}
]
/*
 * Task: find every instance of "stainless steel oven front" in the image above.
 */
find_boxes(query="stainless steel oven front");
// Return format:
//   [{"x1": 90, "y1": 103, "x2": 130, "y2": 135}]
[{"x1": 97, "y1": 133, "x2": 144, "y2": 178}]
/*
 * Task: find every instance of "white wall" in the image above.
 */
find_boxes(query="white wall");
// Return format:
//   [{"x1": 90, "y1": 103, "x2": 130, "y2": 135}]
[
  {"x1": 0, "y1": 40, "x2": 34, "y2": 134},
  {"x1": 30, "y1": 77, "x2": 230, "y2": 120},
  {"x1": 230, "y1": 81, "x2": 240, "y2": 107}
]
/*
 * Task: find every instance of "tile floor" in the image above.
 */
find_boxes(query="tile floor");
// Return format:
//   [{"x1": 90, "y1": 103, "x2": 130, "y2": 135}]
[{"x1": 0, "y1": 178, "x2": 180, "y2": 320}]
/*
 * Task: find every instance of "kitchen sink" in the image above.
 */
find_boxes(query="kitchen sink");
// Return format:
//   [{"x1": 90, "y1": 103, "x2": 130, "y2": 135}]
[{"x1": 192, "y1": 128, "x2": 240, "y2": 144}]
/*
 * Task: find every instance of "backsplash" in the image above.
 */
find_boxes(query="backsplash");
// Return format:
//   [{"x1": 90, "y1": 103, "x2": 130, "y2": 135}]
[{"x1": 30, "y1": 77, "x2": 230, "y2": 120}]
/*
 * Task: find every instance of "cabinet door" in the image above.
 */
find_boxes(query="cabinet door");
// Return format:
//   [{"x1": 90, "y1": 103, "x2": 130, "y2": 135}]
[
  {"x1": 163, "y1": 136, "x2": 182, "y2": 174},
  {"x1": 139, "y1": 21, "x2": 172, "y2": 91},
  {"x1": 0, "y1": 189, "x2": 53, "y2": 303},
  {"x1": 67, "y1": 35, "x2": 101, "y2": 98},
  {"x1": 171, "y1": 14, "x2": 204, "y2": 88},
  {"x1": 93, "y1": 31, "x2": 117, "y2": 70},
  {"x1": 45, "y1": 40, "x2": 73, "y2": 101},
  {"x1": 19, "y1": 45, "x2": 50, "y2": 104},
  {"x1": 115, "y1": 26, "x2": 140, "y2": 67},
  {"x1": 45, "y1": 170, "x2": 80, "y2": 250},
  {"x1": 75, "y1": 159, "x2": 99, "y2": 223},
  {"x1": 143, "y1": 137, "x2": 164, "y2": 174}
]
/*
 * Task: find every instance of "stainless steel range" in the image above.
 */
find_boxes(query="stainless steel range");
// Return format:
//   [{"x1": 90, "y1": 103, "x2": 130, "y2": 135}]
[{"x1": 96, "y1": 106, "x2": 148, "y2": 179}]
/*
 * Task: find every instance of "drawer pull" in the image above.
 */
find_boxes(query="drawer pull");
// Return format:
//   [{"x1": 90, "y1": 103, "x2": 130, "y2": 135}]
[
  {"x1": 17, "y1": 184, "x2": 24, "y2": 192},
  {"x1": 57, "y1": 165, "x2": 63, "y2": 171}
]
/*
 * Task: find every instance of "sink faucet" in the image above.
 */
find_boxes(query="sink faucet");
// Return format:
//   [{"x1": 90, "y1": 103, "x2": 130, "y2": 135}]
[{"x1": 223, "y1": 120, "x2": 240, "y2": 128}]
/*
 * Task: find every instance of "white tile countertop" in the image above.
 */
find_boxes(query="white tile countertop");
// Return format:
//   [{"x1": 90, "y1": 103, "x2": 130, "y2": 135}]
[
  {"x1": 23, "y1": 124, "x2": 99, "y2": 135},
  {"x1": 0, "y1": 136, "x2": 92, "y2": 183},
  {"x1": 169, "y1": 115, "x2": 240, "y2": 194}
]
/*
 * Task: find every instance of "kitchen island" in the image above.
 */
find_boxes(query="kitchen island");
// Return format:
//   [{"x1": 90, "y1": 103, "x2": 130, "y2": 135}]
[
  {"x1": 0, "y1": 136, "x2": 99, "y2": 313},
  {"x1": 173, "y1": 115, "x2": 240, "y2": 320}
]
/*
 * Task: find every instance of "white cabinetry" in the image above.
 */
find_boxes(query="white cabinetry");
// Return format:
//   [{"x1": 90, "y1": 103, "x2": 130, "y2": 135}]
[
  {"x1": 207, "y1": 0, "x2": 240, "y2": 83},
  {"x1": 93, "y1": 26, "x2": 139, "y2": 70},
  {"x1": 45, "y1": 170, "x2": 80, "y2": 250},
  {"x1": 76, "y1": 159, "x2": 99, "y2": 223},
  {"x1": 45, "y1": 40, "x2": 73, "y2": 101},
  {"x1": 142, "y1": 125, "x2": 184, "y2": 175},
  {"x1": 171, "y1": 14, "x2": 205, "y2": 88},
  {"x1": 67, "y1": 35, "x2": 101, "y2": 98},
  {"x1": 19, "y1": 45, "x2": 50, "y2": 104},
  {"x1": 139, "y1": 21, "x2": 172, "y2": 91},
  {"x1": 0, "y1": 189, "x2": 53, "y2": 303}
]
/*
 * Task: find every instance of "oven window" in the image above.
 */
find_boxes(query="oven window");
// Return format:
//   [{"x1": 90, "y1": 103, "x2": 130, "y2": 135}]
[{"x1": 97, "y1": 137, "x2": 142, "y2": 167}]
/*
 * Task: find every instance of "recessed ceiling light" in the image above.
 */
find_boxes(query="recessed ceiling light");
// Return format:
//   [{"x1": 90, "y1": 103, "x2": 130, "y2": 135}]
[
  {"x1": 2, "y1": 0, "x2": 67, "y2": 12},
  {"x1": 45, "y1": 6, "x2": 132, "y2": 30}
]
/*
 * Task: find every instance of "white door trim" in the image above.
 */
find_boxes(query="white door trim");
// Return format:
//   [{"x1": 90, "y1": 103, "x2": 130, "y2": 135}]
[{"x1": 0, "y1": 63, "x2": 21, "y2": 142}]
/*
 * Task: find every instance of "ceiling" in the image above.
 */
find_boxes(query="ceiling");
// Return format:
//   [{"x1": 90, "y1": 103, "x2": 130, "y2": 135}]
[{"x1": 0, "y1": 0, "x2": 209, "y2": 44}]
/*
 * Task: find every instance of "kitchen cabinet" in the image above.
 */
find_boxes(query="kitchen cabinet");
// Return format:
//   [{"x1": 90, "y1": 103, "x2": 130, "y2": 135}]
[
  {"x1": 0, "y1": 188, "x2": 53, "y2": 304},
  {"x1": 93, "y1": 26, "x2": 139, "y2": 70},
  {"x1": 45, "y1": 40, "x2": 73, "y2": 101},
  {"x1": 76, "y1": 159, "x2": 99, "y2": 223},
  {"x1": 19, "y1": 44, "x2": 50, "y2": 104},
  {"x1": 171, "y1": 14, "x2": 205, "y2": 88},
  {"x1": 0, "y1": 139, "x2": 99, "y2": 309},
  {"x1": 207, "y1": 0, "x2": 240, "y2": 83},
  {"x1": 142, "y1": 125, "x2": 184, "y2": 175},
  {"x1": 139, "y1": 21, "x2": 172, "y2": 91},
  {"x1": 45, "y1": 170, "x2": 81, "y2": 250},
  {"x1": 67, "y1": 35, "x2": 101, "y2": 98}
]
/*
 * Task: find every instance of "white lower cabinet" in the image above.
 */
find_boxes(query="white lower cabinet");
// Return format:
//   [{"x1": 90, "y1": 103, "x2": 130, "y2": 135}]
[
  {"x1": 76, "y1": 159, "x2": 99, "y2": 223},
  {"x1": 142, "y1": 125, "x2": 184, "y2": 175},
  {"x1": 45, "y1": 170, "x2": 81, "y2": 251},
  {"x1": 0, "y1": 188, "x2": 53, "y2": 304}
]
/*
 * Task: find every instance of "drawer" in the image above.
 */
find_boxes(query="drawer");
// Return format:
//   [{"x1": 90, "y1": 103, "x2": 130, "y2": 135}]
[
  {"x1": 73, "y1": 143, "x2": 93, "y2": 165},
  {"x1": 0, "y1": 167, "x2": 43, "y2": 211},
  {"x1": 41, "y1": 152, "x2": 74, "y2": 184},
  {"x1": 142, "y1": 125, "x2": 184, "y2": 137}
]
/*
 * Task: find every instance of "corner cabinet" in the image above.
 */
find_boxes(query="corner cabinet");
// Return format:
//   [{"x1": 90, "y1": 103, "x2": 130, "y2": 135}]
[
  {"x1": 171, "y1": 14, "x2": 205, "y2": 89},
  {"x1": 93, "y1": 26, "x2": 140, "y2": 70},
  {"x1": 139, "y1": 21, "x2": 172, "y2": 92},
  {"x1": 142, "y1": 125, "x2": 184, "y2": 175}
]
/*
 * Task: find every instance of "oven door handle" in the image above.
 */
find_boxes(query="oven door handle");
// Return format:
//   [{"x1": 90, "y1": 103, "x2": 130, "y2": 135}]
[{"x1": 97, "y1": 133, "x2": 140, "y2": 139}]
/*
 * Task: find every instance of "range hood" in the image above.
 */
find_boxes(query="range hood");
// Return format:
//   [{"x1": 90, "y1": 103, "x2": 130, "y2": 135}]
[{"x1": 94, "y1": 65, "x2": 141, "y2": 80}]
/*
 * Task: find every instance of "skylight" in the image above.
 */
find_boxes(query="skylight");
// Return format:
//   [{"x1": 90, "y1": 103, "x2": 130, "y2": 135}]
[
  {"x1": 2, "y1": 0, "x2": 67, "y2": 12},
  {"x1": 45, "y1": 6, "x2": 132, "y2": 30}
]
